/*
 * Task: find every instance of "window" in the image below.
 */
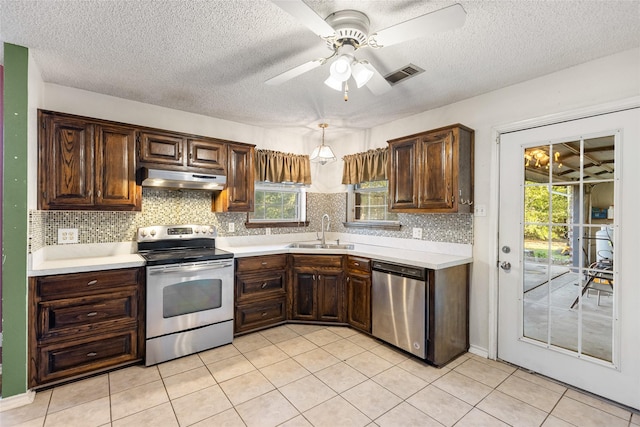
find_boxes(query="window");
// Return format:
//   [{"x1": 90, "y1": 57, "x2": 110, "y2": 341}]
[
  {"x1": 346, "y1": 180, "x2": 399, "y2": 228},
  {"x1": 248, "y1": 183, "x2": 307, "y2": 226}
]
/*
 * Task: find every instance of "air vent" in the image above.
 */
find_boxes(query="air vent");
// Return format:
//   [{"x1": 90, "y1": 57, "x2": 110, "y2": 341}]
[{"x1": 384, "y1": 64, "x2": 425, "y2": 85}]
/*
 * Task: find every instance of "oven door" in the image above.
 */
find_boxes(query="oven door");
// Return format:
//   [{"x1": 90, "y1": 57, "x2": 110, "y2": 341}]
[{"x1": 146, "y1": 259, "x2": 234, "y2": 339}]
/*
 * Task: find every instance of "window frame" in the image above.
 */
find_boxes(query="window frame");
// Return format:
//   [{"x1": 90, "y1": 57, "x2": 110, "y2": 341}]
[
  {"x1": 344, "y1": 181, "x2": 401, "y2": 230},
  {"x1": 246, "y1": 182, "x2": 309, "y2": 228}
]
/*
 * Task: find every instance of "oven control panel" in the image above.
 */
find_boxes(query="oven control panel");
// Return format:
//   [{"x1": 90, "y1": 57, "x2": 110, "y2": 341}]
[{"x1": 137, "y1": 224, "x2": 216, "y2": 241}]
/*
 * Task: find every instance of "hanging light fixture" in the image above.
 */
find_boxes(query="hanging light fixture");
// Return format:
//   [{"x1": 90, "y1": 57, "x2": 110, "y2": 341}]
[{"x1": 310, "y1": 123, "x2": 337, "y2": 165}]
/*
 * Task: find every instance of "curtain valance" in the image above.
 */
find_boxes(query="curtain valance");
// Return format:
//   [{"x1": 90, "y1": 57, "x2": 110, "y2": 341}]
[
  {"x1": 341, "y1": 147, "x2": 388, "y2": 185},
  {"x1": 255, "y1": 149, "x2": 312, "y2": 185}
]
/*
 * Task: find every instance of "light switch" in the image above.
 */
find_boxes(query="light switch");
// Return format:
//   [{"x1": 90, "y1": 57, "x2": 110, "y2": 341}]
[{"x1": 474, "y1": 204, "x2": 487, "y2": 217}]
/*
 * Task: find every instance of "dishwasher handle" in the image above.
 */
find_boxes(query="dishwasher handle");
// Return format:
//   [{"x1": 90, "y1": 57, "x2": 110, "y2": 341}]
[{"x1": 372, "y1": 260, "x2": 426, "y2": 281}]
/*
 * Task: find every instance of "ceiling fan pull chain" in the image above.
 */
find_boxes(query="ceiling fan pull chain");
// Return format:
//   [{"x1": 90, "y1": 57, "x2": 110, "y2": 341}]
[{"x1": 344, "y1": 81, "x2": 349, "y2": 102}]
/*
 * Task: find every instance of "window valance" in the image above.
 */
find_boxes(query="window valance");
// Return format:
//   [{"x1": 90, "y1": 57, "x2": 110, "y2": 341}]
[
  {"x1": 255, "y1": 149, "x2": 312, "y2": 185},
  {"x1": 342, "y1": 147, "x2": 388, "y2": 185}
]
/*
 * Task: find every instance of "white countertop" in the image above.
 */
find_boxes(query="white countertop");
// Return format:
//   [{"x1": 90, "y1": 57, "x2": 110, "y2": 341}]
[{"x1": 29, "y1": 234, "x2": 472, "y2": 276}]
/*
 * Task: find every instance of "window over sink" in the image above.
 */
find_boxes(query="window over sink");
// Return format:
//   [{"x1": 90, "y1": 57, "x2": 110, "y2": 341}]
[
  {"x1": 345, "y1": 180, "x2": 400, "y2": 230},
  {"x1": 246, "y1": 182, "x2": 308, "y2": 227}
]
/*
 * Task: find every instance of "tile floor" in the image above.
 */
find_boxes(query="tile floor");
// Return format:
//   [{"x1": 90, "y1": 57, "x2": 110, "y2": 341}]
[{"x1": 2, "y1": 324, "x2": 639, "y2": 427}]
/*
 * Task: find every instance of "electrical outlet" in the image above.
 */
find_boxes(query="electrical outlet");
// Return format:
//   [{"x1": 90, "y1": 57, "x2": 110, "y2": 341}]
[
  {"x1": 58, "y1": 228, "x2": 79, "y2": 244},
  {"x1": 228, "y1": 222, "x2": 235, "y2": 233},
  {"x1": 412, "y1": 227, "x2": 422, "y2": 239},
  {"x1": 474, "y1": 204, "x2": 487, "y2": 217},
  {"x1": 265, "y1": 227, "x2": 271, "y2": 235}
]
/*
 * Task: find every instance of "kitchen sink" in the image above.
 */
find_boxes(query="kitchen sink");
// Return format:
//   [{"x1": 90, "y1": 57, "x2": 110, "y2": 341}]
[{"x1": 287, "y1": 242, "x2": 354, "y2": 250}]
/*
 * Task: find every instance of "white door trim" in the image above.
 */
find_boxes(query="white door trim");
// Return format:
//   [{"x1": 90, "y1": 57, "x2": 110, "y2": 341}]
[{"x1": 487, "y1": 96, "x2": 640, "y2": 361}]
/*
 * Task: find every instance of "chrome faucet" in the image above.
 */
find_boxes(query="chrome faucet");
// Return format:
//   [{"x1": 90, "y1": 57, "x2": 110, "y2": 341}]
[{"x1": 320, "y1": 214, "x2": 330, "y2": 245}]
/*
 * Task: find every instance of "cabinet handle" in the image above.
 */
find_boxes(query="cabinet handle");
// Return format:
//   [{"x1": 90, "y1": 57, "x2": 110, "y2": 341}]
[
  {"x1": 86, "y1": 312, "x2": 98, "y2": 317},
  {"x1": 354, "y1": 262, "x2": 359, "y2": 266},
  {"x1": 261, "y1": 282, "x2": 268, "y2": 289},
  {"x1": 87, "y1": 280, "x2": 98, "y2": 286},
  {"x1": 261, "y1": 262, "x2": 268, "y2": 266},
  {"x1": 261, "y1": 312, "x2": 267, "y2": 317},
  {"x1": 97, "y1": 190, "x2": 101, "y2": 198},
  {"x1": 86, "y1": 352, "x2": 98, "y2": 357}
]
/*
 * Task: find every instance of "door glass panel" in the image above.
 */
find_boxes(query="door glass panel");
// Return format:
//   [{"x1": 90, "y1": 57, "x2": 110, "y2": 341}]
[
  {"x1": 163, "y1": 279, "x2": 222, "y2": 318},
  {"x1": 522, "y1": 136, "x2": 615, "y2": 362}
]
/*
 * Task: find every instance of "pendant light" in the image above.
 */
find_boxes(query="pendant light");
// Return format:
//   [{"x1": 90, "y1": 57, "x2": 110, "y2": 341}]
[{"x1": 310, "y1": 123, "x2": 337, "y2": 165}]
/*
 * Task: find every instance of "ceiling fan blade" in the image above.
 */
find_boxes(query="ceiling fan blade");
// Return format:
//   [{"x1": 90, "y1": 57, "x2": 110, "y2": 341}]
[
  {"x1": 265, "y1": 59, "x2": 324, "y2": 85},
  {"x1": 361, "y1": 62, "x2": 391, "y2": 95},
  {"x1": 369, "y1": 3, "x2": 466, "y2": 48},
  {"x1": 271, "y1": 0, "x2": 336, "y2": 38}
]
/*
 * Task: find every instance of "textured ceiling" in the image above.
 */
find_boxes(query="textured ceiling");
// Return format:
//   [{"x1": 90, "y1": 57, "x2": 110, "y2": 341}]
[{"x1": 1, "y1": 0, "x2": 639, "y2": 132}]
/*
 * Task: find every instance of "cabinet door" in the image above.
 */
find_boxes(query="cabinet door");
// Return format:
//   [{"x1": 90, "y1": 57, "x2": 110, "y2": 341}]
[
  {"x1": 291, "y1": 268, "x2": 316, "y2": 321},
  {"x1": 347, "y1": 272, "x2": 371, "y2": 332},
  {"x1": 420, "y1": 130, "x2": 454, "y2": 210},
  {"x1": 317, "y1": 269, "x2": 344, "y2": 322},
  {"x1": 39, "y1": 113, "x2": 94, "y2": 209},
  {"x1": 187, "y1": 138, "x2": 227, "y2": 172},
  {"x1": 95, "y1": 124, "x2": 140, "y2": 210},
  {"x1": 214, "y1": 143, "x2": 255, "y2": 212},
  {"x1": 139, "y1": 131, "x2": 184, "y2": 166},
  {"x1": 388, "y1": 137, "x2": 420, "y2": 210}
]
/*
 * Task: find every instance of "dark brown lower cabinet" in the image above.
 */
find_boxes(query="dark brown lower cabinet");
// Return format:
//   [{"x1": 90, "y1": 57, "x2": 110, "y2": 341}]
[
  {"x1": 290, "y1": 255, "x2": 344, "y2": 323},
  {"x1": 346, "y1": 256, "x2": 372, "y2": 333}
]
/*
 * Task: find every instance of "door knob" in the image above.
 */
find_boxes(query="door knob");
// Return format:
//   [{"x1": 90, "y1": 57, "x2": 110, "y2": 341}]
[{"x1": 500, "y1": 261, "x2": 511, "y2": 272}]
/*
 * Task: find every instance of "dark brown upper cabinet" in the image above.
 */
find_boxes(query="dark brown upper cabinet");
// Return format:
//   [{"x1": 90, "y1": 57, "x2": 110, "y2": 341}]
[
  {"x1": 213, "y1": 143, "x2": 254, "y2": 212},
  {"x1": 388, "y1": 124, "x2": 474, "y2": 213},
  {"x1": 38, "y1": 111, "x2": 140, "y2": 211}
]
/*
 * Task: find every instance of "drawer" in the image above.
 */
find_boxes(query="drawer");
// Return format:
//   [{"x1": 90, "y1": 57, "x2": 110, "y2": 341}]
[
  {"x1": 36, "y1": 268, "x2": 141, "y2": 300},
  {"x1": 37, "y1": 289, "x2": 138, "y2": 341},
  {"x1": 236, "y1": 254, "x2": 287, "y2": 272},
  {"x1": 36, "y1": 330, "x2": 138, "y2": 385},
  {"x1": 236, "y1": 271, "x2": 286, "y2": 302},
  {"x1": 347, "y1": 256, "x2": 371, "y2": 273},
  {"x1": 292, "y1": 255, "x2": 343, "y2": 268},
  {"x1": 235, "y1": 297, "x2": 286, "y2": 334}
]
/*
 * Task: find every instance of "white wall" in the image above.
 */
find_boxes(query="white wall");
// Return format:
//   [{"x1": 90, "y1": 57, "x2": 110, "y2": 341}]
[{"x1": 27, "y1": 53, "x2": 45, "y2": 209}]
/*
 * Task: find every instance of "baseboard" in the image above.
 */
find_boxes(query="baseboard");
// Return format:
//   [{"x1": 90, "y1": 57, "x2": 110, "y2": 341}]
[
  {"x1": 0, "y1": 390, "x2": 36, "y2": 412},
  {"x1": 468, "y1": 344, "x2": 490, "y2": 359}
]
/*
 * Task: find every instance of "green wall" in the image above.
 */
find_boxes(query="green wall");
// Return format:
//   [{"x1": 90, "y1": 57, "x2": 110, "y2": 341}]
[{"x1": 2, "y1": 43, "x2": 29, "y2": 397}]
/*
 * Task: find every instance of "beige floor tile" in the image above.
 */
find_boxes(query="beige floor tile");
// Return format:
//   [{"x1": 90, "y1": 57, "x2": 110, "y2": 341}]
[
  {"x1": 443, "y1": 353, "x2": 471, "y2": 369},
  {"x1": 206, "y1": 354, "x2": 256, "y2": 382},
  {"x1": 497, "y1": 375, "x2": 563, "y2": 412},
  {"x1": 371, "y1": 366, "x2": 428, "y2": 399},
  {"x1": 162, "y1": 365, "x2": 216, "y2": 400},
  {"x1": 325, "y1": 325, "x2": 359, "y2": 338},
  {"x1": 512, "y1": 369, "x2": 567, "y2": 394},
  {"x1": 260, "y1": 325, "x2": 300, "y2": 344},
  {"x1": 542, "y1": 415, "x2": 575, "y2": 427},
  {"x1": 374, "y1": 401, "x2": 442, "y2": 427},
  {"x1": 48, "y1": 374, "x2": 109, "y2": 413},
  {"x1": 368, "y1": 344, "x2": 410, "y2": 365},
  {"x1": 551, "y1": 396, "x2": 629, "y2": 427},
  {"x1": 321, "y1": 338, "x2": 366, "y2": 360},
  {"x1": 347, "y1": 333, "x2": 380, "y2": 350},
  {"x1": 189, "y1": 408, "x2": 245, "y2": 427},
  {"x1": 345, "y1": 351, "x2": 394, "y2": 377},
  {"x1": 397, "y1": 358, "x2": 449, "y2": 383},
  {"x1": 315, "y1": 362, "x2": 368, "y2": 393},
  {"x1": 279, "y1": 414, "x2": 314, "y2": 427},
  {"x1": 470, "y1": 355, "x2": 518, "y2": 374},
  {"x1": 219, "y1": 370, "x2": 275, "y2": 406},
  {"x1": 9, "y1": 416, "x2": 46, "y2": 427},
  {"x1": 244, "y1": 344, "x2": 289, "y2": 368},
  {"x1": 157, "y1": 354, "x2": 204, "y2": 378},
  {"x1": 259, "y1": 358, "x2": 311, "y2": 388},
  {"x1": 233, "y1": 332, "x2": 272, "y2": 353},
  {"x1": 286, "y1": 323, "x2": 325, "y2": 335},
  {"x1": 632, "y1": 412, "x2": 640, "y2": 425},
  {"x1": 276, "y1": 336, "x2": 319, "y2": 357},
  {"x1": 303, "y1": 329, "x2": 342, "y2": 346},
  {"x1": 303, "y1": 396, "x2": 371, "y2": 427},
  {"x1": 433, "y1": 370, "x2": 493, "y2": 405},
  {"x1": 43, "y1": 396, "x2": 110, "y2": 427},
  {"x1": 293, "y1": 348, "x2": 340, "y2": 373},
  {"x1": 564, "y1": 388, "x2": 631, "y2": 420},
  {"x1": 455, "y1": 408, "x2": 509, "y2": 426},
  {"x1": 279, "y1": 375, "x2": 337, "y2": 412},
  {"x1": 0, "y1": 390, "x2": 51, "y2": 427},
  {"x1": 198, "y1": 343, "x2": 241, "y2": 365},
  {"x1": 109, "y1": 365, "x2": 161, "y2": 394},
  {"x1": 476, "y1": 390, "x2": 549, "y2": 427},
  {"x1": 454, "y1": 359, "x2": 511, "y2": 388},
  {"x1": 112, "y1": 401, "x2": 178, "y2": 427},
  {"x1": 110, "y1": 379, "x2": 169, "y2": 421},
  {"x1": 171, "y1": 384, "x2": 233, "y2": 426},
  {"x1": 342, "y1": 380, "x2": 402, "y2": 419},
  {"x1": 236, "y1": 390, "x2": 300, "y2": 427},
  {"x1": 407, "y1": 385, "x2": 472, "y2": 427}
]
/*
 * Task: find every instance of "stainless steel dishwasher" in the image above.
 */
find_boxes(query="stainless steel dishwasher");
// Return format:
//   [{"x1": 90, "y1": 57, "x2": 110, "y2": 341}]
[{"x1": 371, "y1": 260, "x2": 427, "y2": 359}]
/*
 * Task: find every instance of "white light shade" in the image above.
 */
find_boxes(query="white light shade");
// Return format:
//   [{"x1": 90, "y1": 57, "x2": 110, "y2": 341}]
[
  {"x1": 324, "y1": 75, "x2": 343, "y2": 91},
  {"x1": 329, "y1": 55, "x2": 352, "y2": 82},
  {"x1": 310, "y1": 144, "x2": 337, "y2": 165},
  {"x1": 352, "y1": 62, "x2": 374, "y2": 88}
]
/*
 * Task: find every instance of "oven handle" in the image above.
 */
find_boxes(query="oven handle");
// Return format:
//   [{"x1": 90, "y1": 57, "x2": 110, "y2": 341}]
[{"x1": 148, "y1": 261, "x2": 233, "y2": 275}]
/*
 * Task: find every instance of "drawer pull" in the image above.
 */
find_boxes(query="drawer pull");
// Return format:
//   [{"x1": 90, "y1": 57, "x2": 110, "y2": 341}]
[
  {"x1": 86, "y1": 312, "x2": 98, "y2": 317},
  {"x1": 261, "y1": 262, "x2": 268, "y2": 266},
  {"x1": 261, "y1": 312, "x2": 267, "y2": 317},
  {"x1": 86, "y1": 352, "x2": 98, "y2": 357},
  {"x1": 87, "y1": 280, "x2": 98, "y2": 286},
  {"x1": 261, "y1": 282, "x2": 268, "y2": 289},
  {"x1": 354, "y1": 262, "x2": 360, "y2": 266}
]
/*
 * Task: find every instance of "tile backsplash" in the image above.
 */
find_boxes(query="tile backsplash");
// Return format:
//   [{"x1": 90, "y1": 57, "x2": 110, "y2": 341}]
[{"x1": 29, "y1": 189, "x2": 472, "y2": 252}]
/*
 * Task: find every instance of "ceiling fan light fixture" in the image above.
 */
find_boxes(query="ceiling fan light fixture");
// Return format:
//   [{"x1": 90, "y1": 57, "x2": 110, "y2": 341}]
[
  {"x1": 324, "y1": 75, "x2": 343, "y2": 91},
  {"x1": 329, "y1": 54, "x2": 353, "y2": 82},
  {"x1": 352, "y1": 61, "x2": 374, "y2": 88}
]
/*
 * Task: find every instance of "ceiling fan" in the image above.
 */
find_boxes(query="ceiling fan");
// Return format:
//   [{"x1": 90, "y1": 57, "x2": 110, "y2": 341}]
[{"x1": 266, "y1": 0, "x2": 467, "y2": 99}]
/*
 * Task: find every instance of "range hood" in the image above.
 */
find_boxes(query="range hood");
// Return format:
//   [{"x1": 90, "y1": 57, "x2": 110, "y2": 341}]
[{"x1": 140, "y1": 168, "x2": 226, "y2": 190}]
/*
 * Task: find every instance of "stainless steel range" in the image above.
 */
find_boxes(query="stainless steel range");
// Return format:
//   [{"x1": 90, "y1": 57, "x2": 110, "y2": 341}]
[{"x1": 137, "y1": 224, "x2": 234, "y2": 366}]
